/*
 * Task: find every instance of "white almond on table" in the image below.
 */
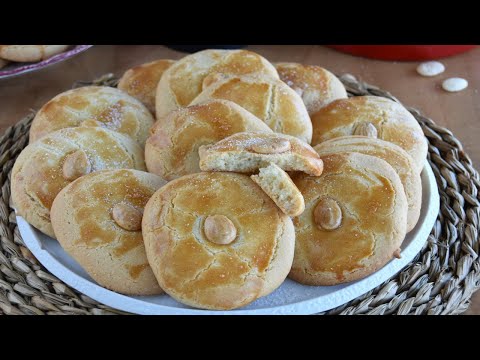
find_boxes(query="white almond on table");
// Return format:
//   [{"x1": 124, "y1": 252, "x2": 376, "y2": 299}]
[
  {"x1": 442, "y1": 77, "x2": 468, "y2": 92},
  {"x1": 416, "y1": 61, "x2": 445, "y2": 77}
]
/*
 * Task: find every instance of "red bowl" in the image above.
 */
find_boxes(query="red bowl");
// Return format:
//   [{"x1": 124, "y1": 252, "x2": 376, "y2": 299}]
[{"x1": 328, "y1": 45, "x2": 477, "y2": 61}]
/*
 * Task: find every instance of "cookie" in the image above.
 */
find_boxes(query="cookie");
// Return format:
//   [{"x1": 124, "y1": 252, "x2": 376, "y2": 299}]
[
  {"x1": 190, "y1": 74, "x2": 312, "y2": 143},
  {"x1": 50, "y1": 169, "x2": 166, "y2": 295},
  {"x1": 198, "y1": 132, "x2": 323, "y2": 176},
  {"x1": 310, "y1": 96, "x2": 428, "y2": 173},
  {"x1": 29, "y1": 86, "x2": 155, "y2": 146},
  {"x1": 314, "y1": 136, "x2": 421, "y2": 232},
  {"x1": 0, "y1": 45, "x2": 69, "y2": 62},
  {"x1": 142, "y1": 172, "x2": 295, "y2": 310},
  {"x1": 11, "y1": 127, "x2": 146, "y2": 238},
  {"x1": 275, "y1": 62, "x2": 347, "y2": 115},
  {"x1": 118, "y1": 59, "x2": 175, "y2": 115},
  {"x1": 290, "y1": 152, "x2": 408, "y2": 285},
  {"x1": 156, "y1": 49, "x2": 278, "y2": 117},
  {"x1": 251, "y1": 163, "x2": 305, "y2": 217},
  {"x1": 145, "y1": 100, "x2": 272, "y2": 181}
]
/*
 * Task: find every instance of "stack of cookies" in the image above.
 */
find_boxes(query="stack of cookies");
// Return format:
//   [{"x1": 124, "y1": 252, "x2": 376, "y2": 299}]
[
  {"x1": 11, "y1": 49, "x2": 428, "y2": 311},
  {"x1": 0, "y1": 45, "x2": 71, "y2": 69}
]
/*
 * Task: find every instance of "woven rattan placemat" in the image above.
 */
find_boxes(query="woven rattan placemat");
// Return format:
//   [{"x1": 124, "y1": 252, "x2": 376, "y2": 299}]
[{"x1": 1, "y1": 74, "x2": 479, "y2": 315}]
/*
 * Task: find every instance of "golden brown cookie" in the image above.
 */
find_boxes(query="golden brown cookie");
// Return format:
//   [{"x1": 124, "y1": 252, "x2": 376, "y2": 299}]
[
  {"x1": 275, "y1": 62, "x2": 347, "y2": 115},
  {"x1": 11, "y1": 127, "x2": 146, "y2": 238},
  {"x1": 0, "y1": 45, "x2": 69, "y2": 62},
  {"x1": 142, "y1": 172, "x2": 295, "y2": 310},
  {"x1": 290, "y1": 152, "x2": 408, "y2": 285},
  {"x1": 156, "y1": 49, "x2": 278, "y2": 117},
  {"x1": 145, "y1": 100, "x2": 272, "y2": 181},
  {"x1": 198, "y1": 132, "x2": 323, "y2": 176},
  {"x1": 251, "y1": 163, "x2": 305, "y2": 217},
  {"x1": 29, "y1": 86, "x2": 155, "y2": 146},
  {"x1": 310, "y1": 96, "x2": 428, "y2": 173},
  {"x1": 191, "y1": 75, "x2": 312, "y2": 143},
  {"x1": 118, "y1": 59, "x2": 175, "y2": 115},
  {"x1": 314, "y1": 136, "x2": 422, "y2": 232},
  {"x1": 51, "y1": 169, "x2": 166, "y2": 295}
]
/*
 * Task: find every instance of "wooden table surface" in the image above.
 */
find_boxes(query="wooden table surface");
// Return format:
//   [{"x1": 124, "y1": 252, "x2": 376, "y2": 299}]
[{"x1": 1, "y1": 45, "x2": 479, "y2": 314}]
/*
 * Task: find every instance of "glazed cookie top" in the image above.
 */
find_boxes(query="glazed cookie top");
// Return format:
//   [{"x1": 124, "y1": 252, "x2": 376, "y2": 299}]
[
  {"x1": 50, "y1": 169, "x2": 166, "y2": 295},
  {"x1": 30, "y1": 86, "x2": 155, "y2": 146},
  {"x1": 190, "y1": 75, "x2": 312, "y2": 143},
  {"x1": 142, "y1": 172, "x2": 294, "y2": 310},
  {"x1": 156, "y1": 49, "x2": 278, "y2": 117},
  {"x1": 275, "y1": 62, "x2": 347, "y2": 115},
  {"x1": 145, "y1": 100, "x2": 272, "y2": 180},
  {"x1": 118, "y1": 59, "x2": 175, "y2": 115},
  {"x1": 310, "y1": 96, "x2": 428, "y2": 173},
  {"x1": 290, "y1": 152, "x2": 408, "y2": 286},
  {"x1": 314, "y1": 136, "x2": 422, "y2": 232},
  {"x1": 11, "y1": 127, "x2": 146, "y2": 238}
]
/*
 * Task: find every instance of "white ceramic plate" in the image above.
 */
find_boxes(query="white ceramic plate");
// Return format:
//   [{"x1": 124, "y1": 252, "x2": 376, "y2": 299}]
[
  {"x1": 17, "y1": 164, "x2": 439, "y2": 315},
  {"x1": 0, "y1": 46, "x2": 93, "y2": 80}
]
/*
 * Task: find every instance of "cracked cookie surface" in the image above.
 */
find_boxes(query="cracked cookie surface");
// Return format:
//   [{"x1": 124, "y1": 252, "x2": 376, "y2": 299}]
[
  {"x1": 275, "y1": 62, "x2": 347, "y2": 115},
  {"x1": 314, "y1": 136, "x2": 421, "y2": 232},
  {"x1": 30, "y1": 86, "x2": 155, "y2": 146},
  {"x1": 118, "y1": 59, "x2": 175, "y2": 115},
  {"x1": 11, "y1": 127, "x2": 146, "y2": 238},
  {"x1": 145, "y1": 100, "x2": 271, "y2": 181},
  {"x1": 190, "y1": 75, "x2": 312, "y2": 143},
  {"x1": 142, "y1": 172, "x2": 295, "y2": 310},
  {"x1": 310, "y1": 96, "x2": 428, "y2": 173},
  {"x1": 155, "y1": 49, "x2": 279, "y2": 118},
  {"x1": 50, "y1": 169, "x2": 166, "y2": 295},
  {"x1": 290, "y1": 152, "x2": 408, "y2": 285}
]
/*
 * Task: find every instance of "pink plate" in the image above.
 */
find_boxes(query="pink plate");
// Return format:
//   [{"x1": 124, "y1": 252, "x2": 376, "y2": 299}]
[{"x1": 0, "y1": 45, "x2": 93, "y2": 80}]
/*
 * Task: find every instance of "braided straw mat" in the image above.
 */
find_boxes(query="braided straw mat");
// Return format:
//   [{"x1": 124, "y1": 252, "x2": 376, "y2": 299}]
[{"x1": 1, "y1": 73, "x2": 479, "y2": 315}]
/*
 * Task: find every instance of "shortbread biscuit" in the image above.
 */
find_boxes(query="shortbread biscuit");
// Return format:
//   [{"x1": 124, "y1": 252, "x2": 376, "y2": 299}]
[
  {"x1": 156, "y1": 49, "x2": 278, "y2": 117},
  {"x1": 0, "y1": 45, "x2": 69, "y2": 62},
  {"x1": 11, "y1": 127, "x2": 146, "y2": 238},
  {"x1": 314, "y1": 136, "x2": 421, "y2": 232},
  {"x1": 199, "y1": 132, "x2": 323, "y2": 176},
  {"x1": 251, "y1": 163, "x2": 305, "y2": 217},
  {"x1": 118, "y1": 59, "x2": 175, "y2": 114},
  {"x1": 275, "y1": 62, "x2": 347, "y2": 115},
  {"x1": 142, "y1": 172, "x2": 295, "y2": 310},
  {"x1": 51, "y1": 169, "x2": 166, "y2": 295},
  {"x1": 145, "y1": 100, "x2": 272, "y2": 180},
  {"x1": 290, "y1": 152, "x2": 408, "y2": 285},
  {"x1": 191, "y1": 75, "x2": 312, "y2": 143},
  {"x1": 30, "y1": 86, "x2": 155, "y2": 146},
  {"x1": 310, "y1": 96, "x2": 428, "y2": 173}
]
